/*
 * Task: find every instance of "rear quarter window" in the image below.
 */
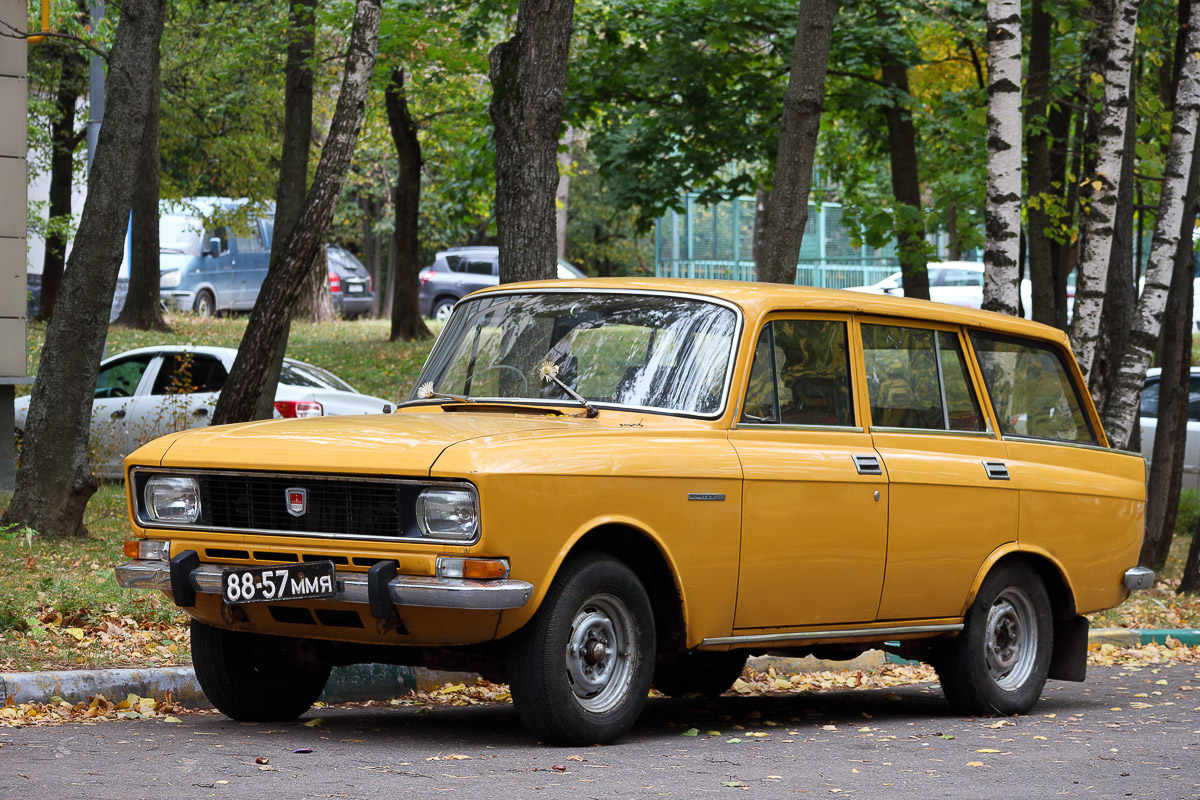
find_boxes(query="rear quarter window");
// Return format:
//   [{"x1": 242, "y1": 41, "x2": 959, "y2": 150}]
[{"x1": 969, "y1": 331, "x2": 1097, "y2": 445}]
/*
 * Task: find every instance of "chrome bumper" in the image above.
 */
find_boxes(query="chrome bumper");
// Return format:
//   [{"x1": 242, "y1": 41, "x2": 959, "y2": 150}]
[
  {"x1": 1124, "y1": 566, "x2": 1155, "y2": 591},
  {"x1": 115, "y1": 559, "x2": 533, "y2": 611}
]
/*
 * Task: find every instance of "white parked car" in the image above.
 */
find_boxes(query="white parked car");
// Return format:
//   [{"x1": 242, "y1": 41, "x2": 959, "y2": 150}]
[
  {"x1": 15, "y1": 345, "x2": 394, "y2": 479},
  {"x1": 1140, "y1": 366, "x2": 1200, "y2": 491},
  {"x1": 842, "y1": 261, "x2": 1059, "y2": 318}
]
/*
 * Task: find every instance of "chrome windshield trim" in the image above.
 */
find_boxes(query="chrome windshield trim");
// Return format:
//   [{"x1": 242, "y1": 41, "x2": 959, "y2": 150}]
[
  {"x1": 701, "y1": 623, "x2": 963, "y2": 647},
  {"x1": 411, "y1": 287, "x2": 745, "y2": 421},
  {"x1": 129, "y1": 467, "x2": 480, "y2": 545},
  {"x1": 868, "y1": 427, "x2": 998, "y2": 438},
  {"x1": 734, "y1": 423, "x2": 866, "y2": 433}
]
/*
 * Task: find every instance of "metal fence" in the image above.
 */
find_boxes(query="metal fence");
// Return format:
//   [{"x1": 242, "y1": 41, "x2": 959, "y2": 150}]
[{"x1": 654, "y1": 196, "x2": 975, "y2": 288}]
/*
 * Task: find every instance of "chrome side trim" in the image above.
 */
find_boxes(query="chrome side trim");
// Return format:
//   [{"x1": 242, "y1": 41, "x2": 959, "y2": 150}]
[
  {"x1": 115, "y1": 560, "x2": 533, "y2": 610},
  {"x1": 869, "y1": 427, "x2": 998, "y2": 438},
  {"x1": 701, "y1": 623, "x2": 963, "y2": 647},
  {"x1": 735, "y1": 423, "x2": 866, "y2": 433},
  {"x1": 1000, "y1": 434, "x2": 1115, "y2": 453},
  {"x1": 1124, "y1": 566, "x2": 1155, "y2": 591}
]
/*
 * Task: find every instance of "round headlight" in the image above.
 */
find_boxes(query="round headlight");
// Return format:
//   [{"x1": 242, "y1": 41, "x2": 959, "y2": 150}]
[
  {"x1": 415, "y1": 488, "x2": 478, "y2": 540},
  {"x1": 159, "y1": 269, "x2": 182, "y2": 288},
  {"x1": 143, "y1": 475, "x2": 200, "y2": 524}
]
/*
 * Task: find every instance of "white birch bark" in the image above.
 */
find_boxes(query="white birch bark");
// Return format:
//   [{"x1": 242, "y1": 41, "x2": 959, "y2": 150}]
[
  {"x1": 1068, "y1": 0, "x2": 1139, "y2": 380},
  {"x1": 982, "y1": 0, "x2": 1022, "y2": 316},
  {"x1": 1104, "y1": 3, "x2": 1200, "y2": 449}
]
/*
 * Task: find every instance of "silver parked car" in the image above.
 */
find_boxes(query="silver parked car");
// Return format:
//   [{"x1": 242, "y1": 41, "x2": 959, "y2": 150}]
[
  {"x1": 1140, "y1": 367, "x2": 1200, "y2": 491},
  {"x1": 15, "y1": 346, "x2": 394, "y2": 479}
]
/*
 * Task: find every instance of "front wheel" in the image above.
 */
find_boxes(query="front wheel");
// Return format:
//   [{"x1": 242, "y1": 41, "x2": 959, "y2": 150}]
[
  {"x1": 191, "y1": 619, "x2": 330, "y2": 721},
  {"x1": 193, "y1": 289, "x2": 216, "y2": 318},
  {"x1": 935, "y1": 563, "x2": 1053, "y2": 716},
  {"x1": 507, "y1": 555, "x2": 656, "y2": 745}
]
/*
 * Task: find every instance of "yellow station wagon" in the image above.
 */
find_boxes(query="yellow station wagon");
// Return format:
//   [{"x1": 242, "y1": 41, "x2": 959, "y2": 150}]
[{"x1": 116, "y1": 278, "x2": 1152, "y2": 745}]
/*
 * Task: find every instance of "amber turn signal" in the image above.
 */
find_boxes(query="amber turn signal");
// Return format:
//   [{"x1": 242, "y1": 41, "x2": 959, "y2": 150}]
[
  {"x1": 436, "y1": 556, "x2": 510, "y2": 580},
  {"x1": 123, "y1": 541, "x2": 140, "y2": 559}
]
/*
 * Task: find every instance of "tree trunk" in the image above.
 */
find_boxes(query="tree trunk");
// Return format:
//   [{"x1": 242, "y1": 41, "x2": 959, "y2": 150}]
[
  {"x1": 1068, "y1": 0, "x2": 1139, "y2": 381},
  {"x1": 385, "y1": 68, "x2": 432, "y2": 342},
  {"x1": 945, "y1": 204, "x2": 961, "y2": 260},
  {"x1": 982, "y1": 0, "x2": 1022, "y2": 316},
  {"x1": 876, "y1": 3, "x2": 929, "y2": 301},
  {"x1": 361, "y1": 193, "x2": 382, "y2": 317},
  {"x1": 1054, "y1": 97, "x2": 1085, "y2": 330},
  {"x1": 1025, "y1": 0, "x2": 1057, "y2": 327},
  {"x1": 1139, "y1": 120, "x2": 1200, "y2": 569},
  {"x1": 36, "y1": 29, "x2": 89, "y2": 324},
  {"x1": 755, "y1": 0, "x2": 836, "y2": 286},
  {"x1": 488, "y1": 0, "x2": 575, "y2": 284},
  {"x1": 1103, "y1": 2, "x2": 1200, "y2": 450},
  {"x1": 249, "y1": 0, "x2": 318, "y2": 422},
  {"x1": 2, "y1": 0, "x2": 165, "y2": 537},
  {"x1": 211, "y1": 0, "x2": 382, "y2": 426},
  {"x1": 116, "y1": 31, "x2": 168, "y2": 332},
  {"x1": 1091, "y1": 55, "x2": 1139, "y2": 414},
  {"x1": 556, "y1": 126, "x2": 577, "y2": 260},
  {"x1": 293, "y1": 247, "x2": 335, "y2": 322}
]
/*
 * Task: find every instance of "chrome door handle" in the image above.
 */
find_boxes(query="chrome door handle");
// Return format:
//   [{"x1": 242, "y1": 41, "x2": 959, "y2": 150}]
[
  {"x1": 852, "y1": 454, "x2": 883, "y2": 475},
  {"x1": 111, "y1": 409, "x2": 125, "y2": 420},
  {"x1": 193, "y1": 407, "x2": 209, "y2": 417},
  {"x1": 983, "y1": 461, "x2": 1010, "y2": 480}
]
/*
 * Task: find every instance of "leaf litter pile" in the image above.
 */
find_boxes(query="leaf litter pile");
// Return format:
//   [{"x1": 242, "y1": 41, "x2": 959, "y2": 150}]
[{"x1": 4, "y1": 637, "x2": 1198, "y2": 729}]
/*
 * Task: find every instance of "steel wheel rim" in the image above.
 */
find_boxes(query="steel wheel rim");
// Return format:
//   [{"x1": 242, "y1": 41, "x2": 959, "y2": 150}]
[
  {"x1": 984, "y1": 587, "x2": 1037, "y2": 691},
  {"x1": 435, "y1": 303, "x2": 454, "y2": 322},
  {"x1": 565, "y1": 592, "x2": 636, "y2": 713}
]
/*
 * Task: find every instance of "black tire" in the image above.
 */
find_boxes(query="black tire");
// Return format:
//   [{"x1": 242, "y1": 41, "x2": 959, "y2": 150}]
[
  {"x1": 190, "y1": 619, "x2": 331, "y2": 722},
  {"x1": 431, "y1": 298, "x2": 455, "y2": 322},
  {"x1": 935, "y1": 563, "x2": 1053, "y2": 716},
  {"x1": 194, "y1": 289, "x2": 216, "y2": 318},
  {"x1": 507, "y1": 555, "x2": 656, "y2": 746},
  {"x1": 653, "y1": 650, "x2": 747, "y2": 698}
]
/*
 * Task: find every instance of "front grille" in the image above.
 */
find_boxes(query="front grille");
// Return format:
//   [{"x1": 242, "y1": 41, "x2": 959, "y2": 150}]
[
  {"x1": 197, "y1": 473, "x2": 422, "y2": 538},
  {"x1": 132, "y1": 469, "x2": 477, "y2": 543}
]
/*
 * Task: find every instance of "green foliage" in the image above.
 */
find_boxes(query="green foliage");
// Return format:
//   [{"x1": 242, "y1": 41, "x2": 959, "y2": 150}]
[
  {"x1": 1178, "y1": 490, "x2": 1200, "y2": 539},
  {"x1": 565, "y1": 147, "x2": 654, "y2": 276}
]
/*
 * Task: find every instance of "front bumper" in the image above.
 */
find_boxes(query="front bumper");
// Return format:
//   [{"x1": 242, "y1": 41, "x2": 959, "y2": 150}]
[
  {"x1": 115, "y1": 558, "x2": 533, "y2": 611},
  {"x1": 1124, "y1": 566, "x2": 1155, "y2": 591},
  {"x1": 160, "y1": 290, "x2": 196, "y2": 310}
]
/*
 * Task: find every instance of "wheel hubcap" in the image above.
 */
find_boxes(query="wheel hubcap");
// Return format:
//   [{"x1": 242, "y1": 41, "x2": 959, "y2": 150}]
[
  {"x1": 565, "y1": 593, "x2": 636, "y2": 713},
  {"x1": 435, "y1": 304, "x2": 453, "y2": 322},
  {"x1": 984, "y1": 587, "x2": 1037, "y2": 691}
]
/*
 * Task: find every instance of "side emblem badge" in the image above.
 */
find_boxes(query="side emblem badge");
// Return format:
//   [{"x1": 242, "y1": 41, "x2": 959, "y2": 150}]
[{"x1": 286, "y1": 487, "x2": 308, "y2": 517}]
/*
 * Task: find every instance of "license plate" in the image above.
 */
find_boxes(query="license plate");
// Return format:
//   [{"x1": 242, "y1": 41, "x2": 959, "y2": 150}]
[
  {"x1": 222, "y1": 561, "x2": 337, "y2": 604},
  {"x1": 346, "y1": 283, "x2": 365, "y2": 293}
]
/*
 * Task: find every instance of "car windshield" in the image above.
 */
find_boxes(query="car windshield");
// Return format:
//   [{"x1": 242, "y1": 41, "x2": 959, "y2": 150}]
[
  {"x1": 411, "y1": 291, "x2": 739, "y2": 416},
  {"x1": 159, "y1": 215, "x2": 202, "y2": 256}
]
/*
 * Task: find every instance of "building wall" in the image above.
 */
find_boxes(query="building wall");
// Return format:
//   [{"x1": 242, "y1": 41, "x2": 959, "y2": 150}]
[{"x1": 0, "y1": 0, "x2": 29, "y2": 377}]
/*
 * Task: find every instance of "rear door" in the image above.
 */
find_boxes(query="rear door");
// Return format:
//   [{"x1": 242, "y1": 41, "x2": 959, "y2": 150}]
[
  {"x1": 730, "y1": 314, "x2": 888, "y2": 628},
  {"x1": 861, "y1": 320, "x2": 1017, "y2": 622},
  {"x1": 231, "y1": 219, "x2": 269, "y2": 309},
  {"x1": 127, "y1": 352, "x2": 229, "y2": 450}
]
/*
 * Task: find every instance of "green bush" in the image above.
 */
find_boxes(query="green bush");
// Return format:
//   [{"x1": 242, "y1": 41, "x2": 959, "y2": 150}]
[{"x1": 1178, "y1": 489, "x2": 1200, "y2": 538}]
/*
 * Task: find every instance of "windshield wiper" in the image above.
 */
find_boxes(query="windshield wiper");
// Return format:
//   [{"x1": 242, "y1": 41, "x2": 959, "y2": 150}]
[
  {"x1": 538, "y1": 360, "x2": 598, "y2": 418},
  {"x1": 416, "y1": 382, "x2": 475, "y2": 403}
]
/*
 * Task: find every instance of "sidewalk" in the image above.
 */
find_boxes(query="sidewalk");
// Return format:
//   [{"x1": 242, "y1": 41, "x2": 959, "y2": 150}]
[{"x1": 2, "y1": 628, "x2": 1197, "y2": 708}]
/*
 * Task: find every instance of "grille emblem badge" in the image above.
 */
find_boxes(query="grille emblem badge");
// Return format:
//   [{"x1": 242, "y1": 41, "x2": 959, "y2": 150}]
[{"x1": 286, "y1": 487, "x2": 308, "y2": 517}]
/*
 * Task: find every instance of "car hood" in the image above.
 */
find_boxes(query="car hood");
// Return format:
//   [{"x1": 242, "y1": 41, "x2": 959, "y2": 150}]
[{"x1": 138, "y1": 411, "x2": 570, "y2": 475}]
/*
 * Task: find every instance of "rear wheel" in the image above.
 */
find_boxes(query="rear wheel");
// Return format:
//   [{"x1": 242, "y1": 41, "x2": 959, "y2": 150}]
[
  {"x1": 432, "y1": 298, "x2": 455, "y2": 322},
  {"x1": 936, "y1": 563, "x2": 1053, "y2": 716},
  {"x1": 653, "y1": 650, "x2": 747, "y2": 698},
  {"x1": 507, "y1": 555, "x2": 655, "y2": 745},
  {"x1": 191, "y1": 619, "x2": 330, "y2": 721},
  {"x1": 193, "y1": 289, "x2": 216, "y2": 318}
]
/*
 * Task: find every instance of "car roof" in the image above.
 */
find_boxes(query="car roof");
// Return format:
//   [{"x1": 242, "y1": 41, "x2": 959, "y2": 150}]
[
  {"x1": 472, "y1": 277, "x2": 1073, "y2": 348},
  {"x1": 102, "y1": 344, "x2": 321, "y2": 372}
]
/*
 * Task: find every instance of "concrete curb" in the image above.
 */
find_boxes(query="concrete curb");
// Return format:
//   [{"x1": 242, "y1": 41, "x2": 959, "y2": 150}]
[{"x1": 1, "y1": 628, "x2": 1193, "y2": 708}]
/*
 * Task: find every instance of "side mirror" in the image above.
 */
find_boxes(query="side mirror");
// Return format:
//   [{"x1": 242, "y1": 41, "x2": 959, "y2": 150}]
[{"x1": 205, "y1": 238, "x2": 221, "y2": 258}]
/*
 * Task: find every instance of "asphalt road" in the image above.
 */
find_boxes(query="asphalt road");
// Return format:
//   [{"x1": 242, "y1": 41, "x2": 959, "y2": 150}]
[{"x1": 2, "y1": 661, "x2": 1199, "y2": 800}]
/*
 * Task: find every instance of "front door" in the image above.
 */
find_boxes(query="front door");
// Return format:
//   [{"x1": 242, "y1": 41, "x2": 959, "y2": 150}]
[
  {"x1": 730, "y1": 315, "x2": 888, "y2": 629},
  {"x1": 859, "y1": 320, "x2": 1018, "y2": 622}
]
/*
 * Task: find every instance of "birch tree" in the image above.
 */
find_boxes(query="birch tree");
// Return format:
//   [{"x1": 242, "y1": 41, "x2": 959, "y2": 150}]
[
  {"x1": 981, "y1": 0, "x2": 1021, "y2": 316},
  {"x1": 1102, "y1": 1, "x2": 1200, "y2": 450},
  {"x1": 1068, "y1": 0, "x2": 1139, "y2": 380},
  {"x1": 755, "y1": 0, "x2": 836, "y2": 285}
]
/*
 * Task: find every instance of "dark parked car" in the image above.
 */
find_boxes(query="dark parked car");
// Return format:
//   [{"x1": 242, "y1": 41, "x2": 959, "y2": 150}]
[
  {"x1": 418, "y1": 245, "x2": 585, "y2": 321},
  {"x1": 326, "y1": 244, "x2": 373, "y2": 318}
]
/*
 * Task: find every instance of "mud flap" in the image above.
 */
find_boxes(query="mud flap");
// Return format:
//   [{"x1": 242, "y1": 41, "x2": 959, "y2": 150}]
[
  {"x1": 170, "y1": 549, "x2": 200, "y2": 608},
  {"x1": 1048, "y1": 615, "x2": 1088, "y2": 682}
]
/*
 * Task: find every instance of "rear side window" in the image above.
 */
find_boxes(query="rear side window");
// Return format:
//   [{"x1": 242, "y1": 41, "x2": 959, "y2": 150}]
[
  {"x1": 740, "y1": 319, "x2": 854, "y2": 426},
  {"x1": 464, "y1": 259, "x2": 495, "y2": 276},
  {"x1": 862, "y1": 324, "x2": 985, "y2": 432},
  {"x1": 970, "y1": 332, "x2": 1096, "y2": 444},
  {"x1": 151, "y1": 354, "x2": 228, "y2": 395}
]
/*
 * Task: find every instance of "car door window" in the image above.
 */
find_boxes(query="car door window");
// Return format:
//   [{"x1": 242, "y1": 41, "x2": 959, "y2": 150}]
[
  {"x1": 95, "y1": 356, "x2": 154, "y2": 398},
  {"x1": 862, "y1": 324, "x2": 984, "y2": 432},
  {"x1": 150, "y1": 354, "x2": 228, "y2": 395},
  {"x1": 464, "y1": 259, "x2": 495, "y2": 276},
  {"x1": 232, "y1": 223, "x2": 264, "y2": 254},
  {"x1": 1140, "y1": 379, "x2": 1160, "y2": 419},
  {"x1": 970, "y1": 331, "x2": 1097, "y2": 444},
  {"x1": 741, "y1": 319, "x2": 854, "y2": 426}
]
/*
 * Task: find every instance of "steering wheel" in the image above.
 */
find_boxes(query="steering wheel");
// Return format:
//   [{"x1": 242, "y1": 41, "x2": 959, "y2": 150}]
[{"x1": 470, "y1": 364, "x2": 530, "y2": 394}]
